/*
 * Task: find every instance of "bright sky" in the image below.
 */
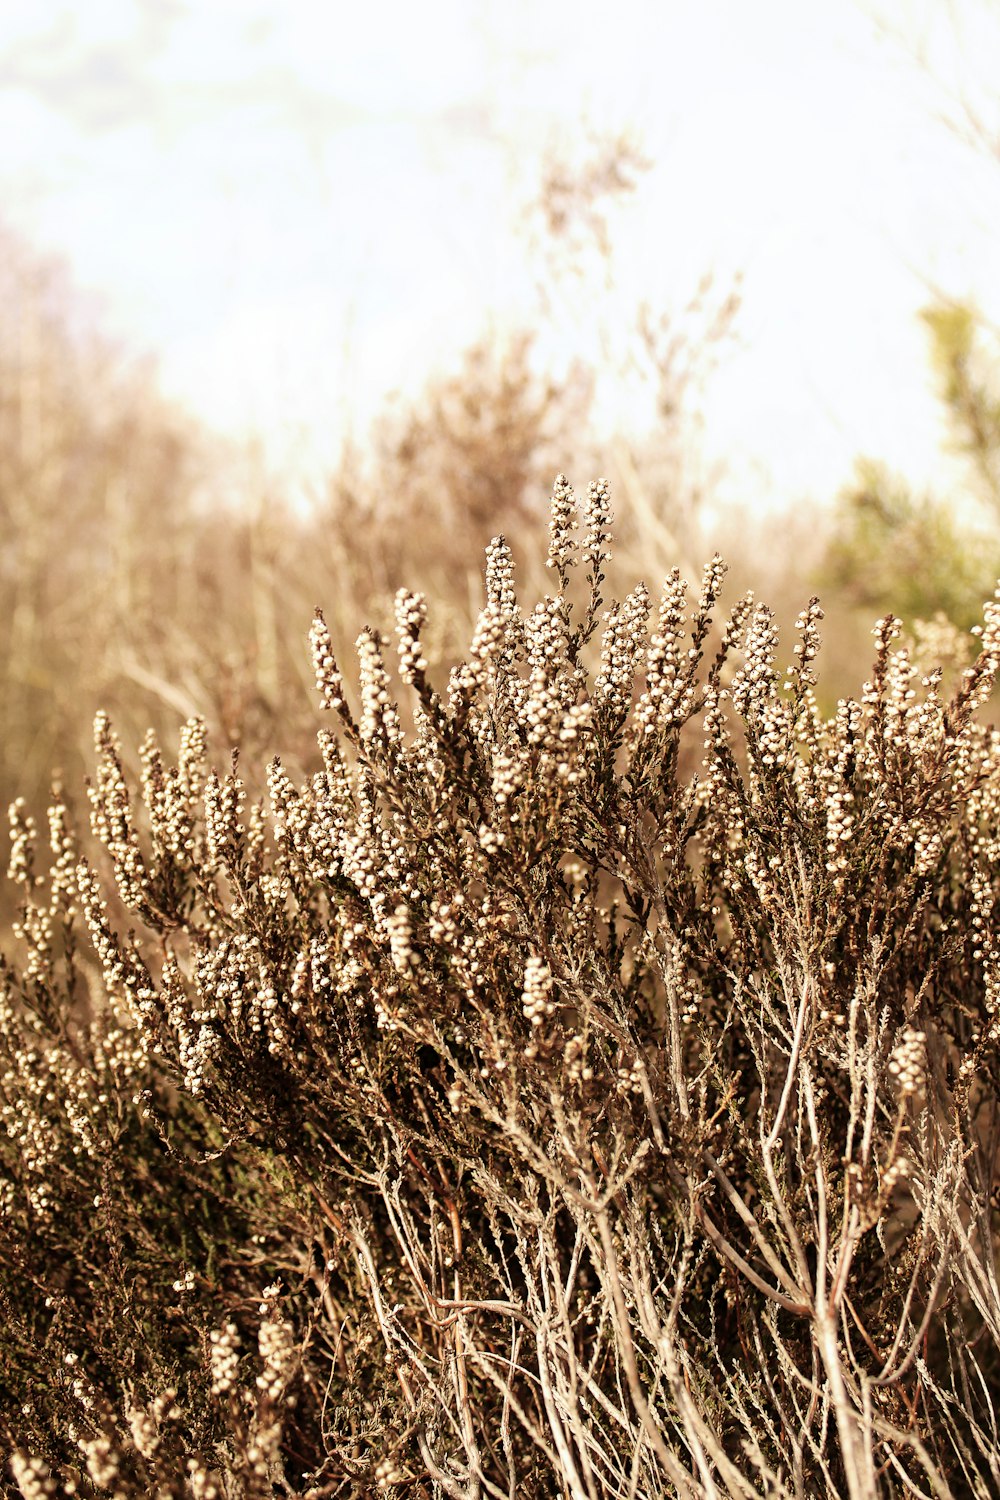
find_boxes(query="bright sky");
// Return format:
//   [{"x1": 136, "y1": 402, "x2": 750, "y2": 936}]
[{"x1": 3, "y1": 0, "x2": 1000, "y2": 515}]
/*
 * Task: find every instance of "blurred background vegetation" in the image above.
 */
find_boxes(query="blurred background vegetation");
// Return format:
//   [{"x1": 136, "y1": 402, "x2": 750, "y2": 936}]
[{"x1": 3, "y1": 118, "x2": 1000, "y2": 902}]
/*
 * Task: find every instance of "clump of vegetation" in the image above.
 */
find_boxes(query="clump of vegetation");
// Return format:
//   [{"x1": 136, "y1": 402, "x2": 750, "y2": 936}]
[
  {"x1": 2, "y1": 476, "x2": 999, "y2": 1498},
  {"x1": 822, "y1": 301, "x2": 1000, "y2": 637}
]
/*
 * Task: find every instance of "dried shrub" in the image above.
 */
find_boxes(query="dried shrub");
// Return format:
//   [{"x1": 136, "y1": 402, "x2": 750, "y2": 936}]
[{"x1": 2, "y1": 477, "x2": 999, "y2": 1498}]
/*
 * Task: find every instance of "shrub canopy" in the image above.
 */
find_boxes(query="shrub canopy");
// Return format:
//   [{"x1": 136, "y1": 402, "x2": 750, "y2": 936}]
[{"x1": 2, "y1": 477, "x2": 1000, "y2": 1498}]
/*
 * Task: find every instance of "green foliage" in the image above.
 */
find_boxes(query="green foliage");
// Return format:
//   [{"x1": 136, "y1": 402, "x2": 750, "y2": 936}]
[
  {"x1": 2, "y1": 477, "x2": 1000, "y2": 1497},
  {"x1": 921, "y1": 301, "x2": 1000, "y2": 515},
  {"x1": 824, "y1": 457, "x2": 1000, "y2": 631},
  {"x1": 822, "y1": 300, "x2": 1000, "y2": 635}
]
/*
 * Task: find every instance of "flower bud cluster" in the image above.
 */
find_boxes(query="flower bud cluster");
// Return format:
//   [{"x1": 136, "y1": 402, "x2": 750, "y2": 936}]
[
  {"x1": 45, "y1": 793, "x2": 78, "y2": 912},
  {"x1": 554, "y1": 700, "x2": 593, "y2": 784},
  {"x1": 581, "y1": 477, "x2": 612, "y2": 575},
  {"x1": 546, "y1": 472, "x2": 577, "y2": 582},
  {"x1": 76, "y1": 859, "x2": 135, "y2": 998},
  {"x1": 960, "y1": 589, "x2": 1000, "y2": 714},
  {"x1": 731, "y1": 606, "x2": 778, "y2": 720},
  {"x1": 969, "y1": 868, "x2": 995, "y2": 970},
  {"x1": 633, "y1": 569, "x2": 689, "y2": 737},
  {"x1": 267, "y1": 756, "x2": 314, "y2": 861},
  {"x1": 449, "y1": 538, "x2": 522, "y2": 704},
  {"x1": 880, "y1": 1153, "x2": 910, "y2": 1199},
  {"x1": 387, "y1": 903, "x2": 416, "y2": 974},
  {"x1": 245, "y1": 1418, "x2": 284, "y2": 1481},
  {"x1": 880, "y1": 645, "x2": 921, "y2": 752},
  {"x1": 9, "y1": 879, "x2": 55, "y2": 991},
  {"x1": 485, "y1": 534, "x2": 518, "y2": 615},
  {"x1": 140, "y1": 720, "x2": 204, "y2": 868},
  {"x1": 0, "y1": 1039, "x2": 63, "y2": 1218},
  {"x1": 204, "y1": 758, "x2": 245, "y2": 868},
  {"x1": 910, "y1": 613, "x2": 969, "y2": 679},
  {"x1": 616, "y1": 1059, "x2": 644, "y2": 1097},
  {"x1": 357, "y1": 630, "x2": 402, "y2": 745},
  {"x1": 563, "y1": 1033, "x2": 594, "y2": 1086},
  {"x1": 447, "y1": 1079, "x2": 468, "y2": 1115},
  {"x1": 595, "y1": 585, "x2": 650, "y2": 720},
  {"x1": 7, "y1": 799, "x2": 38, "y2": 888},
  {"x1": 88, "y1": 712, "x2": 148, "y2": 909},
  {"x1": 824, "y1": 786, "x2": 855, "y2": 874},
  {"x1": 861, "y1": 616, "x2": 902, "y2": 729},
  {"x1": 375, "y1": 1456, "x2": 408, "y2": 1487},
  {"x1": 309, "y1": 608, "x2": 346, "y2": 710},
  {"x1": 695, "y1": 553, "x2": 729, "y2": 621},
  {"x1": 751, "y1": 698, "x2": 793, "y2": 774},
  {"x1": 160, "y1": 954, "x2": 220, "y2": 1090},
  {"x1": 209, "y1": 1321, "x2": 241, "y2": 1395},
  {"x1": 809, "y1": 697, "x2": 863, "y2": 879},
  {"x1": 888, "y1": 1026, "x2": 926, "y2": 1098},
  {"x1": 427, "y1": 892, "x2": 464, "y2": 946},
  {"x1": 9, "y1": 1452, "x2": 57, "y2": 1499},
  {"x1": 518, "y1": 597, "x2": 577, "y2": 748},
  {"x1": 786, "y1": 597, "x2": 824, "y2": 694},
  {"x1": 339, "y1": 784, "x2": 386, "y2": 901},
  {"x1": 187, "y1": 1462, "x2": 222, "y2": 1500},
  {"x1": 394, "y1": 588, "x2": 429, "y2": 685},
  {"x1": 693, "y1": 715, "x2": 726, "y2": 816},
  {"x1": 126, "y1": 1400, "x2": 160, "y2": 1460},
  {"x1": 912, "y1": 826, "x2": 944, "y2": 876},
  {"x1": 522, "y1": 955, "x2": 555, "y2": 1031},
  {"x1": 491, "y1": 750, "x2": 523, "y2": 809},
  {"x1": 452, "y1": 600, "x2": 508, "y2": 699},
  {"x1": 257, "y1": 1317, "x2": 297, "y2": 1401},
  {"x1": 80, "y1": 1433, "x2": 120, "y2": 1489}
]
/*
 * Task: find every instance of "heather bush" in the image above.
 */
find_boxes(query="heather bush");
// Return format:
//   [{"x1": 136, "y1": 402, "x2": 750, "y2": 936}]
[{"x1": 2, "y1": 476, "x2": 1000, "y2": 1498}]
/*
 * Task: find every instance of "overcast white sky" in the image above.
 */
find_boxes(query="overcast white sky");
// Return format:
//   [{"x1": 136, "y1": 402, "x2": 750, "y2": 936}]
[{"x1": 3, "y1": 0, "x2": 1000, "y2": 515}]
